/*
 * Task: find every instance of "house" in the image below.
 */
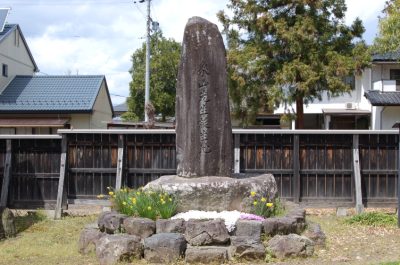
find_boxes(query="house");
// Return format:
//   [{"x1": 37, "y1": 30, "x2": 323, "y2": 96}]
[
  {"x1": 0, "y1": 75, "x2": 114, "y2": 134},
  {"x1": 273, "y1": 51, "x2": 400, "y2": 130},
  {"x1": 0, "y1": 15, "x2": 114, "y2": 134}
]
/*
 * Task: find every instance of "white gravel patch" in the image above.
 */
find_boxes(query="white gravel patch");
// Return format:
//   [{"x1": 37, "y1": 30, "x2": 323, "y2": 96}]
[{"x1": 171, "y1": 210, "x2": 245, "y2": 232}]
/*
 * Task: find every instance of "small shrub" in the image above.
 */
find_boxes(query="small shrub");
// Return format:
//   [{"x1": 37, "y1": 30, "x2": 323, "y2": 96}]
[
  {"x1": 249, "y1": 191, "x2": 283, "y2": 218},
  {"x1": 345, "y1": 212, "x2": 397, "y2": 227},
  {"x1": 105, "y1": 187, "x2": 177, "y2": 220}
]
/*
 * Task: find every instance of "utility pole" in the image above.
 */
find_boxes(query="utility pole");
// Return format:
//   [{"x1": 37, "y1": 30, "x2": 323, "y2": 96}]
[{"x1": 144, "y1": 0, "x2": 151, "y2": 122}]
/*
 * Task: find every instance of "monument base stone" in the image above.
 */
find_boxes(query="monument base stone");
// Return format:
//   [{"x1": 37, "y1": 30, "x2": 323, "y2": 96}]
[{"x1": 144, "y1": 174, "x2": 277, "y2": 212}]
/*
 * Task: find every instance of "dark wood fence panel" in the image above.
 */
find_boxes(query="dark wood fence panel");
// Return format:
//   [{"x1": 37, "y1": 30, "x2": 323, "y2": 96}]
[
  {"x1": 299, "y1": 134, "x2": 353, "y2": 204},
  {"x1": 124, "y1": 134, "x2": 176, "y2": 189},
  {"x1": 359, "y1": 134, "x2": 398, "y2": 205},
  {"x1": 0, "y1": 140, "x2": 5, "y2": 198},
  {"x1": 67, "y1": 134, "x2": 118, "y2": 199},
  {"x1": 9, "y1": 139, "x2": 61, "y2": 208},
  {"x1": 240, "y1": 134, "x2": 294, "y2": 199}
]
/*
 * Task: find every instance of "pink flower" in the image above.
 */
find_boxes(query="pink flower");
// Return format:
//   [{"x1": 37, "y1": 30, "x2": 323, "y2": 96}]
[{"x1": 239, "y1": 213, "x2": 265, "y2": 221}]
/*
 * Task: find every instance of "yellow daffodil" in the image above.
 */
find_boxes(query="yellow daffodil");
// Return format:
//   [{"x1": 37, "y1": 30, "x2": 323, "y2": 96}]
[
  {"x1": 108, "y1": 191, "x2": 114, "y2": 196},
  {"x1": 266, "y1": 202, "x2": 273, "y2": 207},
  {"x1": 162, "y1": 201, "x2": 166, "y2": 205},
  {"x1": 261, "y1": 197, "x2": 266, "y2": 202},
  {"x1": 147, "y1": 206, "x2": 152, "y2": 211},
  {"x1": 168, "y1": 198, "x2": 172, "y2": 202},
  {"x1": 122, "y1": 201, "x2": 127, "y2": 205},
  {"x1": 136, "y1": 191, "x2": 140, "y2": 195},
  {"x1": 97, "y1": 194, "x2": 104, "y2": 199},
  {"x1": 250, "y1": 191, "x2": 256, "y2": 197},
  {"x1": 253, "y1": 201, "x2": 258, "y2": 206}
]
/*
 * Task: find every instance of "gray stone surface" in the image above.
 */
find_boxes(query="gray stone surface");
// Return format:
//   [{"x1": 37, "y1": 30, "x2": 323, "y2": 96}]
[
  {"x1": 230, "y1": 236, "x2": 265, "y2": 260},
  {"x1": 156, "y1": 218, "x2": 185, "y2": 234},
  {"x1": 145, "y1": 174, "x2": 277, "y2": 212},
  {"x1": 185, "y1": 219, "x2": 230, "y2": 246},
  {"x1": 263, "y1": 217, "x2": 303, "y2": 236},
  {"x1": 0, "y1": 207, "x2": 16, "y2": 239},
  {"x1": 143, "y1": 233, "x2": 186, "y2": 263},
  {"x1": 303, "y1": 222, "x2": 326, "y2": 246},
  {"x1": 336, "y1": 207, "x2": 348, "y2": 217},
  {"x1": 267, "y1": 234, "x2": 314, "y2": 259},
  {"x1": 123, "y1": 217, "x2": 155, "y2": 239},
  {"x1": 78, "y1": 227, "x2": 104, "y2": 254},
  {"x1": 176, "y1": 16, "x2": 232, "y2": 178},
  {"x1": 95, "y1": 234, "x2": 143, "y2": 265},
  {"x1": 98, "y1": 211, "x2": 126, "y2": 234},
  {"x1": 185, "y1": 246, "x2": 230, "y2": 264},
  {"x1": 234, "y1": 220, "x2": 262, "y2": 240}
]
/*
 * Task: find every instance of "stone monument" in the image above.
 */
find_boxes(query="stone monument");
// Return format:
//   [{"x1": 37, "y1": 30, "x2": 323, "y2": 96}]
[
  {"x1": 176, "y1": 16, "x2": 232, "y2": 177},
  {"x1": 145, "y1": 17, "x2": 277, "y2": 212}
]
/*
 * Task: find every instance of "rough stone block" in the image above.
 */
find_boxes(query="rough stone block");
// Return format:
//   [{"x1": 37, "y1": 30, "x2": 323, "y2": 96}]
[
  {"x1": 263, "y1": 217, "x2": 300, "y2": 236},
  {"x1": 185, "y1": 219, "x2": 230, "y2": 246},
  {"x1": 78, "y1": 227, "x2": 104, "y2": 254},
  {"x1": 267, "y1": 234, "x2": 314, "y2": 259},
  {"x1": 235, "y1": 220, "x2": 262, "y2": 240},
  {"x1": 97, "y1": 211, "x2": 126, "y2": 234},
  {"x1": 230, "y1": 236, "x2": 265, "y2": 260},
  {"x1": 0, "y1": 207, "x2": 16, "y2": 239},
  {"x1": 143, "y1": 233, "x2": 186, "y2": 263},
  {"x1": 123, "y1": 217, "x2": 155, "y2": 239},
  {"x1": 156, "y1": 218, "x2": 185, "y2": 234},
  {"x1": 185, "y1": 246, "x2": 230, "y2": 264},
  {"x1": 95, "y1": 234, "x2": 143, "y2": 265},
  {"x1": 303, "y1": 222, "x2": 326, "y2": 246},
  {"x1": 145, "y1": 174, "x2": 277, "y2": 212}
]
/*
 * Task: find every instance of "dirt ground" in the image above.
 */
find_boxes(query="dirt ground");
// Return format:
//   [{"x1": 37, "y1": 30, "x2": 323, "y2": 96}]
[{"x1": 269, "y1": 208, "x2": 400, "y2": 265}]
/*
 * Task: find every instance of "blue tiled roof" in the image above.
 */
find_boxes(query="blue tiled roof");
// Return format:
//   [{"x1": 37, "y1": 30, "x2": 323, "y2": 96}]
[
  {"x1": 364, "y1": 90, "x2": 400, "y2": 106},
  {"x1": 113, "y1": 102, "x2": 128, "y2": 112},
  {"x1": 0, "y1": 75, "x2": 106, "y2": 113},
  {"x1": 372, "y1": 51, "x2": 400, "y2": 62}
]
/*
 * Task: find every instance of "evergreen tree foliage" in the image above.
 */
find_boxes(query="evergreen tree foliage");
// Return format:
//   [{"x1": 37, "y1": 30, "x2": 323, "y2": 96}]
[
  {"x1": 373, "y1": 0, "x2": 400, "y2": 53},
  {"x1": 218, "y1": 0, "x2": 370, "y2": 128},
  {"x1": 123, "y1": 30, "x2": 181, "y2": 122}
]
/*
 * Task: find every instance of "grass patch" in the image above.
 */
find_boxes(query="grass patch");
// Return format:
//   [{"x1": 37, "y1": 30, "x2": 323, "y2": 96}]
[
  {"x1": 344, "y1": 212, "x2": 397, "y2": 227},
  {"x1": 0, "y1": 215, "x2": 98, "y2": 265}
]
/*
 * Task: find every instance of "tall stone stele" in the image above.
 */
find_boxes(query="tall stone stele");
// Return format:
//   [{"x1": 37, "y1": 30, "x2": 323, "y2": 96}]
[{"x1": 176, "y1": 17, "x2": 232, "y2": 177}]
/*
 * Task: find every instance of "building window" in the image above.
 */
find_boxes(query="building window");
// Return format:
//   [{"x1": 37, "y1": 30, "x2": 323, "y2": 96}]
[
  {"x1": 2, "y1": 64, "x2": 8, "y2": 77},
  {"x1": 390, "y1": 69, "x2": 400, "y2": 86}
]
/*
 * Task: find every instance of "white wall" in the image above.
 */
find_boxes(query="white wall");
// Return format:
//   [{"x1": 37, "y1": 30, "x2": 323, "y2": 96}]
[
  {"x1": 0, "y1": 27, "x2": 36, "y2": 91},
  {"x1": 90, "y1": 81, "x2": 113, "y2": 129},
  {"x1": 382, "y1": 107, "x2": 400, "y2": 130}
]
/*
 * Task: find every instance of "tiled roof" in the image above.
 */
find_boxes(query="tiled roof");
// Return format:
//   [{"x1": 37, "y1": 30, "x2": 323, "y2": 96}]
[
  {"x1": 0, "y1": 24, "x2": 39, "y2": 72},
  {"x1": 364, "y1": 90, "x2": 400, "y2": 106},
  {"x1": 372, "y1": 50, "x2": 400, "y2": 62},
  {"x1": 0, "y1": 75, "x2": 106, "y2": 113}
]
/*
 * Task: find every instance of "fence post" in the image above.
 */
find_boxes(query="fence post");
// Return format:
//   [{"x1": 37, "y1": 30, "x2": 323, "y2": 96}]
[
  {"x1": 55, "y1": 135, "x2": 67, "y2": 219},
  {"x1": 293, "y1": 134, "x2": 300, "y2": 203},
  {"x1": 234, "y1": 133, "x2": 240, "y2": 174},
  {"x1": 0, "y1": 140, "x2": 12, "y2": 207},
  {"x1": 116, "y1": 134, "x2": 124, "y2": 190},
  {"x1": 353, "y1": 134, "x2": 364, "y2": 214}
]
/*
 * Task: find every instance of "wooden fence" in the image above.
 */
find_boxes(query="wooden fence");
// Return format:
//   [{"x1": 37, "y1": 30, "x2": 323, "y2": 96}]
[{"x1": 0, "y1": 130, "x2": 398, "y2": 212}]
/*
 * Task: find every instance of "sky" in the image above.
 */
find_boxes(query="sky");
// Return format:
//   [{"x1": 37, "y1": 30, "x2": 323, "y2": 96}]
[{"x1": 2, "y1": 0, "x2": 387, "y2": 105}]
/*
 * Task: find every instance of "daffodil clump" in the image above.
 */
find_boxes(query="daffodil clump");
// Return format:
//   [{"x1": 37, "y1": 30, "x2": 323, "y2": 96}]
[
  {"x1": 98, "y1": 187, "x2": 177, "y2": 220},
  {"x1": 249, "y1": 191, "x2": 282, "y2": 218}
]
